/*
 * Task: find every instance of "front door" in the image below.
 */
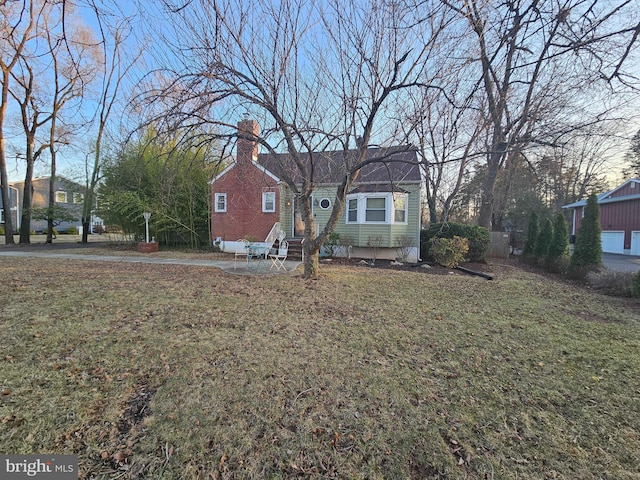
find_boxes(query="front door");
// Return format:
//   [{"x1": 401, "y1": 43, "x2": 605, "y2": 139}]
[
  {"x1": 294, "y1": 198, "x2": 305, "y2": 237},
  {"x1": 293, "y1": 197, "x2": 316, "y2": 237}
]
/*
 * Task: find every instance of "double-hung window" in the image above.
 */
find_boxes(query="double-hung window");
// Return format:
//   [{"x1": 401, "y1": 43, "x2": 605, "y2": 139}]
[
  {"x1": 262, "y1": 191, "x2": 276, "y2": 212},
  {"x1": 365, "y1": 197, "x2": 387, "y2": 222},
  {"x1": 55, "y1": 191, "x2": 68, "y2": 203},
  {"x1": 214, "y1": 193, "x2": 227, "y2": 212},
  {"x1": 347, "y1": 198, "x2": 358, "y2": 223},
  {"x1": 393, "y1": 194, "x2": 407, "y2": 223}
]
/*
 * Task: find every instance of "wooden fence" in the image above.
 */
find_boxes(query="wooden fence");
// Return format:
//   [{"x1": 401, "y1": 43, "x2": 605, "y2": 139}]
[{"x1": 487, "y1": 231, "x2": 511, "y2": 259}]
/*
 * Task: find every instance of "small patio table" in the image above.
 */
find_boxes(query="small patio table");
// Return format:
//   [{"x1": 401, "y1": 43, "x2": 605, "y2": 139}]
[{"x1": 246, "y1": 243, "x2": 270, "y2": 270}]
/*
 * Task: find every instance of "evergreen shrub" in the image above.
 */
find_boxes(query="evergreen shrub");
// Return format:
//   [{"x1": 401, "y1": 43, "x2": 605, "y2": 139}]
[
  {"x1": 429, "y1": 236, "x2": 469, "y2": 268},
  {"x1": 534, "y1": 218, "x2": 554, "y2": 263},
  {"x1": 569, "y1": 193, "x2": 602, "y2": 279},
  {"x1": 421, "y1": 223, "x2": 489, "y2": 262}
]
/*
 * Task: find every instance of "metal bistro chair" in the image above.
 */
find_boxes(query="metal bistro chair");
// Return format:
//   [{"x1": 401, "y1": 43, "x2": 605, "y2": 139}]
[
  {"x1": 234, "y1": 239, "x2": 250, "y2": 269},
  {"x1": 269, "y1": 240, "x2": 288, "y2": 271}
]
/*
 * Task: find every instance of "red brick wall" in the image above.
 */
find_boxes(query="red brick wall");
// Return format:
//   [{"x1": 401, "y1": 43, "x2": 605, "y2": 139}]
[{"x1": 211, "y1": 161, "x2": 280, "y2": 242}]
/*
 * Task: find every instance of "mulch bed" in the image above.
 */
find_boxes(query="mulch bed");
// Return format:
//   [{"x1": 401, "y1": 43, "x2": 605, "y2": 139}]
[{"x1": 320, "y1": 256, "x2": 497, "y2": 277}]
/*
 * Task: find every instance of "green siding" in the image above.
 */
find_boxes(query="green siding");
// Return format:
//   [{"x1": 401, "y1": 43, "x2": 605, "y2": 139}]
[
  {"x1": 316, "y1": 183, "x2": 421, "y2": 248},
  {"x1": 279, "y1": 182, "x2": 421, "y2": 250},
  {"x1": 279, "y1": 186, "x2": 294, "y2": 237}
]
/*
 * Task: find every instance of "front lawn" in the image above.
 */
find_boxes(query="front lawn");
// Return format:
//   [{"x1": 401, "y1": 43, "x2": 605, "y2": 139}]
[{"x1": 1, "y1": 256, "x2": 638, "y2": 479}]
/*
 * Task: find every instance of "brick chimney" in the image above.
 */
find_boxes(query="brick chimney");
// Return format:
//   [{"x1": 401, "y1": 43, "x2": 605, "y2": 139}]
[{"x1": 237, "y1": 117, "x2": 260, "y2": 165}]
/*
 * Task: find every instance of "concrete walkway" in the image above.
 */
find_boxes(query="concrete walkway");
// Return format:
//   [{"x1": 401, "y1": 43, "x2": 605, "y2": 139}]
[{"x1": 0, "y1": 248, "x2": 301, "y2": 276}]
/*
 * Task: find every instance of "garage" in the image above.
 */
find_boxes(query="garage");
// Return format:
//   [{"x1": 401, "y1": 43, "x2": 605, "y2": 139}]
[
  {"x1": 601, "y1": 231, "x2": 625, "y2": 254},
  {"x1": 631, "y1": 231, "x2": 640, "y2": 256}
]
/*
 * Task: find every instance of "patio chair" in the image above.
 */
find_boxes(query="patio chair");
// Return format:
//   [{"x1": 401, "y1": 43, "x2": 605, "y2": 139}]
[
  {"x1": 234, "y1": 239, "x2": 250, "y2": 269},
  {"x1": 269, "y1": 240, "x2": 288, "y2": 271}
]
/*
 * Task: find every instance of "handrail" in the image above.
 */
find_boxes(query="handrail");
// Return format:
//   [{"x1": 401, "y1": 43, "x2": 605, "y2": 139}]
[{"x1": 264, "y1": 222, "x2": 282, "y2": 246}]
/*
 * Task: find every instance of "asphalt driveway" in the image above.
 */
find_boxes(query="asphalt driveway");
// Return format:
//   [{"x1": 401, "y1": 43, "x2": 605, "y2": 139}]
[{"x1": 602, "y1": 253, "x2": 640, "y2": 273}]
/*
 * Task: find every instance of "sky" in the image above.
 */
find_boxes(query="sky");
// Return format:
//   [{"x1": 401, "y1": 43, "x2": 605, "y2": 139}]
[{"x1": 4, "y1": 0, "x2": 640, "y2": 189}]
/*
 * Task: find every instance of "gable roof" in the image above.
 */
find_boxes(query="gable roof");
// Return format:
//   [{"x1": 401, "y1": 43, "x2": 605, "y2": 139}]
[
  {"x1": 562, "y1": 178, "x2": 640, "y2": 209},
  {"x1": 257, "y1": 146, "x2": 420, "y2": 186},
  {"x1": 209, "y1": 158, "x2": 280, "y2": 184}
]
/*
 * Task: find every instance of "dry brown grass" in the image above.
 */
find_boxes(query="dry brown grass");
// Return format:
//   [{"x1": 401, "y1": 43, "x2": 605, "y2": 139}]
[{"x1": 1, "y1": 254, "x2": 639, "y2": 479}]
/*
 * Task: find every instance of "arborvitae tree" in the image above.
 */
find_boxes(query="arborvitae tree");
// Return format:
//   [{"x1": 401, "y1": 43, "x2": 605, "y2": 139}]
[
  {"x1": 570, "y1": 192, "x2": 602, "y2": 274},
  {"x1": 548, "y1": 213, "x2": 570, "y2": 258},
  {"x1": 522, "y1": 211, "x2": 539, "y2": 258},
  {"x1": 546, "y1": 213, "x2": 570, "y2": 273},
  {"x1": 534, "y1": 218, "x2": 554, "y2": 262}
]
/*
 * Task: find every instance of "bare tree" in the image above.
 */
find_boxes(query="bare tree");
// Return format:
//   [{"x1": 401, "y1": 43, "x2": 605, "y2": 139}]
[
  {"x1": 622, "y1": 128, "x2": 640, "y2": 179},
  {"x1": 444, "y1": 0, "x2": 640, "y2": 229},
  {"x1": 11, "y1": 51, "x2": 56, "y2": 243},
  {"x1": 533, "y1": 122, "x2": 625, "y2": 209},
  {"x1": 80, "y1": 2, "x2": 140, "y2": 243},
  {"x1": 140, "y1": 0, "x2": 450, "y2": 278},
  {"x1": 43, "y1": 7, "x2": 97, "y2": 243},
  {"x1": 0, "y1": 0, "x2": 37, "y2": 244},
  {"x1": 401, "y1": 77, "x2": 486, "y2": 224}
]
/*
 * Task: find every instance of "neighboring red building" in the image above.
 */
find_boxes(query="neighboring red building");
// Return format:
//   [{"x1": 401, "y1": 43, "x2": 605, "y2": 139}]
[
  {"x1": 563, "y1": 178, "x2": 640, "y2": 255},
  {"x1": 210, "y1": 118, "x2": 280, "y2": 245}
]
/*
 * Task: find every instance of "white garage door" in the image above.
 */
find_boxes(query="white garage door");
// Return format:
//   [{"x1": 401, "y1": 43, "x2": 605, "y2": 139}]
[
  {"x1": 631, "y1": 231, "x2": 640, "y2": 256},
  {"x1": 601, "y1": 231, "x2": 625, "y2": 254}
]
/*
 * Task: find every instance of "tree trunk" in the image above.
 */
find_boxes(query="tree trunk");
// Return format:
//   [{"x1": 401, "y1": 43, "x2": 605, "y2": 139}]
[
  {"x1": 46, "y1": 174, "x2": 55, "y2": 243},
  {"x1": 19, "y1": 156, "x2": 35, "y2": 243},
  {"x1": 0, "y1": 152, "x2": 14, "y2": 243},
  {"x1": 82, "y1": 218, "x2": 90, "y2": 243},
  {"x1": 300, "y1": 194, "x2": 320, "y2": 279},
  {"x1": 477, "y1": 148, "x2": 503, "y2": 230},
  {"x1": 0, "y1": 75, "x2": 15, "y2": 244},
  {"x1": 303, "y1": 245, "x2": 320, "y2": 279},
  {"x1": 477, "y1": 180, "x2": 495, "y2": 229}
]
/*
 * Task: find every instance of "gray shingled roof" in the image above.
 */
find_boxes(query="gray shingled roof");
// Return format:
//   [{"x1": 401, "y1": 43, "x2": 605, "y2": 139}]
[{"x1": 257, "y1": 146, "x2": 420, "y2": 185}]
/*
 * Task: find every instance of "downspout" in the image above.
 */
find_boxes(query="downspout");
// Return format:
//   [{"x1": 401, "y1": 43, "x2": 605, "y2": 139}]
[{"x1": 417, "y1": 193, "x2": 422, "y2": 262}]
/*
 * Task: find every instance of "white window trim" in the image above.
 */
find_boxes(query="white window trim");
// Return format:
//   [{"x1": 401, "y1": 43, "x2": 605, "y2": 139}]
[
  {"x1": 346, "y1": 197, "x2": 358, "y2": 223},
  {"x1": 55, "y1": 191, "x2": 68, "y2": 203},
  {"x1": 345, "y1": 192, "x2": 409, "y2": 225},
  {"x1": 393, "y1": 193, "x2": 408, "y2": 224},
  {"x1": 262, "y1": 191, "x2": 276, "y2": 213},
  {"x1": 214, "y1": 193, "x2": 227, "y2": 212},
  {"x1": 0, "y1": 209, "x2": 4, "y2": 223},
  {"x1": 365, "y1": 196, "x2": 388, "y2": 223}
]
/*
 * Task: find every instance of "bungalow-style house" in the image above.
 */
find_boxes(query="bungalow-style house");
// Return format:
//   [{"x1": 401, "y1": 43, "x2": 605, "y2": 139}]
[
  {"x1": 210, "y1": 119, "x2": 422, "y2": 262},
  {"x1": 563, "y1": 178, "x2": 640, "y2": 255},
  {"x1": 10, "y1": 176, "x2": 102, "y2": 234},
  {"x1": 0, "y1": 184, "x2": 20, "y2": 230}
]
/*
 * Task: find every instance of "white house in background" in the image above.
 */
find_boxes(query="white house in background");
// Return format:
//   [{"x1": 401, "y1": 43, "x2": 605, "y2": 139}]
[
  {"x1": 10, "y1": 176, "x2": 104, "y2": 234},
  {"x1": 0, "y1": 185, "x2": 19, "y2": 230}
]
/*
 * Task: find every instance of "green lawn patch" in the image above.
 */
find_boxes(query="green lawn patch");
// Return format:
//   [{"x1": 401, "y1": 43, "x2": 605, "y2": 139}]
[{"x1": 1, "y1": 257, "x2": 638, "y2": 479}]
